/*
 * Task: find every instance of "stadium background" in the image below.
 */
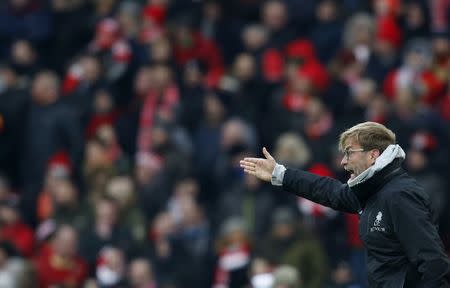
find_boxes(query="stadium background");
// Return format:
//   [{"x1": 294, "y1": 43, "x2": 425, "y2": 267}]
[{"x1": 0, "y1": 0, "x2": 449, "y2": 287}]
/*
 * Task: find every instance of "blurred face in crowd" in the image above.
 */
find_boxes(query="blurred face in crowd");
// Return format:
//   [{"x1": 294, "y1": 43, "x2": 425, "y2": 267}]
[
  {"x1": 233, "y1": 53, "x2": 256, "y2": 82},
  {"x1": 273, "y1": 222, "x2": 294, "y2": 239},
  {"x1": 289, "y1": 72, "x2": 312, "y2": 94},
  {"x1": 331, "y1": 261, "x2": 354, "y2": 285},
  {"x1": 11, "y1": 40, "x2": 35, "y2": 66},
  {"x1": 433, "y1": 37, "x2": 449, "y2": 58},
  {"x1": 316, "y1": 0, "x2": 337, "y2": 22},
  {"x1": 106, "y1": 176, "x2": 135, "y2": 209},
  {"x1": 95, "y1": 19, "x2": 120, "y2": 49},
  {"x1": 373, "y1": 0, "x2": 396, "y2": 17},
  {"x1": 134, "y1": 67, "x2": 154, "y2": 97},
  {"x1": 262, "y1": 0, "x2": 287, "y2": 31},
  {"x1": 85, "y1": 140, "x2": 110, "y2": 169},
  {"x1": 96, "y1": 198, "x2": 118, "y2": 227},
  {"x1": 96, "y1": 124, "x2": 117, "y2": 147},
  {"x1": 405, "y1": 50, "x2": 429, "y2": 71},
  {"x1": 203, "y1": 1, "x2": 221, "y2": 22},
  {"x1": 353, "y1": 24, "x2": 373, "y2": 48},
  {"x1": 135, "y1": 153, "x2": 162, "y2": 186},
  {"x1": 221, "y1": 119, "x2": 246, "y2": 150},
  {"x1": 242, "y1": 25, "x2": 268, "y2": 52},
  {"x1": 52, "y1": 225, "x2": 78, "y2": 258},
  {"x1": 406, "y1": 149, "x2": 427, "y2": 172},
  {"x1": 52, "y1": 179, "x2": 77, "y2": 209},
  {"x1": 151, "y1": 125, "x2": 170, "y2": 153},
  {"x1": 80, "y1": 56, "x2": 101, "y2": 82},
  {"x1": 150, "y1": 37, "x2": 172, "y2": 63},
  {"x1": 366, "y1": 96, "x2": 388, "y2": 121},
  {"x1": 305, "y1": 97, "x2": 326, "y2": 123},
  {"x1": 225, "y1": 227, "x2": 247, "y2": 246},
  {"x1": 352, "y1": 79, "x2": 376, "y2": 107},
  {"x1": 93, "y1": 89, "x2": 114, "y2": 114},
  {"x1": 183, "y1": 61, "x2": 203, "y2": 86},
  {"x1": 340, "y1": 137, "x2": 378, "y2": 180},
  {"x1": 118, "y1": 5, "x2": 139, "y2": 38},
  {"x1": 31, "y1": 72, "x2": 60, "y2": 105},
  {"x1": 128, "y1": 259, "x2": 154, "y2": 288},
  {"x1": 250, "y1": 257, "x2": 272, "y2": 277},
  {"x1": 393, "y1": 88, "x2": 417, "y2": 115},
  {"x1": 204, "y1": 93, "x2": 226, "y2": 124},
  {"x1": 0, "y1": 66, "x2": 17, "y2": 90},
  {"x1": 174, "y1": 178, "x2": 199, "y2": 198},
  {"x1": 95, "y1": 0, "x2": 116, "y2": 16},
  {"x1": 275, "y1": 133, "x2": 311, "y2": 168},
  {"x1": 0, "y1": 206, "x2": 19, "y2": 225},
  {"x1": 152, "y1": 64, "x2": 172, "y2": 91},
  {"x1": 0, "y1": 178, "x2": 11, "y2": 200},
  {"x1": 374, "y1": 37, "x2": 396, "y2": 57},
  {"x1": 405, "y1": 2, "x2": 425, "y2": 30},
  {"x1": 178, "y1": 196, "x2": 204, "y2": 228},
  {"x1": 45, "y1": 166, "x2": 69, "y2": 195},
  {"x1": 173, "y1": 25, "x2": 193, "y2": 47},
  {"x1": 152, "y1": 212, "x2": 175, "y2": 238}
]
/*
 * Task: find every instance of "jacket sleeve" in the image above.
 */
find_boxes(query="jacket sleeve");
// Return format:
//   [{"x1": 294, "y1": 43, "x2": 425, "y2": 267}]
[
  {"x1": 388, "y1": 188, "x2": 450, "y2": 286},
  {"x1": 282, "y1": 168, "x2": 361, "y2": 213}
]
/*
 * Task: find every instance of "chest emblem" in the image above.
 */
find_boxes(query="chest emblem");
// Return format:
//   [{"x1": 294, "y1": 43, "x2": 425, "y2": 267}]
[
  {"x1": 370, "y1": 211, "x2": 386, "y2": 232},
  {"x1": 374, "y1": 211, "x2": 382, "y2": 226}
]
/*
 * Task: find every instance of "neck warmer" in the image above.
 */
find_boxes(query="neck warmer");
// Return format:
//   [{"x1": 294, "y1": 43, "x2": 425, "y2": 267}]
[{"x1": 348, "y1": 144, "x2": 406, "y2": 188}]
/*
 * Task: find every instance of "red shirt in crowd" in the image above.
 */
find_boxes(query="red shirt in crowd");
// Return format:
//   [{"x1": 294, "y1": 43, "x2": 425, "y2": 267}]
[
  {"x1": 0, "y1": 221, "x2": 35, "y2": 257},
  {"x1": 34, "y1": 247, "x2": 88, "y2": 288}
]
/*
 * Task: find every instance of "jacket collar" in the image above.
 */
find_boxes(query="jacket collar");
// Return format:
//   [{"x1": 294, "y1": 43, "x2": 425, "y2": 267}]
[{"x1": 350, "y1": 159, "x2": 405, "y2": 207}]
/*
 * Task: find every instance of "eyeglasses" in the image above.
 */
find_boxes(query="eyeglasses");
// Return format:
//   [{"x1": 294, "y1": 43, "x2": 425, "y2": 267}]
[{"x1": 342, "y1": 148, "x2": 366, "y2": 159}]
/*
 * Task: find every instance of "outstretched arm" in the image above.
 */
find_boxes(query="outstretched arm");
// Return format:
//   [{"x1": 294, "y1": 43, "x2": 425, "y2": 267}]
[{"x1": 240, "y1": 148, "x2": 361, "y2": 214}]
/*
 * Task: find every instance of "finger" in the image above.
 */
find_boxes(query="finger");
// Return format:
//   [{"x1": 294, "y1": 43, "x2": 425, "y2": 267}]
[
  {"x1": 242, "y1": 157, "x2": 261, "y2": 163},
  {"x1": 262, "y1": 147, "x2": 274, "y2": 161},
  {"x1": 240, "y1": 160, "x2": 255, "y2": 167},
  {"x1": 240, "y1": 163, "x2": 255, "y2": 170}
]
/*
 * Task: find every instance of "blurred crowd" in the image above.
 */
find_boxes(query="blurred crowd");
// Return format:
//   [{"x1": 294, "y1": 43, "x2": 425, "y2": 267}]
[{"x1": 0, "y1": 0, "x2": 449, "y2": 287}]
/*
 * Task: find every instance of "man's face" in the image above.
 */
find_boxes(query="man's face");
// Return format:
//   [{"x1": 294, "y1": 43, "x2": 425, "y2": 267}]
[
  {"x1": 340, "y1": 138, "x2": 376, "y2": 180},
  {"x1": 53, "y1": 226, "x2": 78, "y2": 258},
  {"x1": 31, "y1": 74, "x2": 59, "y2": 105}
]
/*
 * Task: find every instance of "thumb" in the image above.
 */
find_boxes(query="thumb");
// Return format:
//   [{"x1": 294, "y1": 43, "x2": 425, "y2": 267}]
[{"x1": 262, "y1": 147, "x2": 275, "y2": 161}]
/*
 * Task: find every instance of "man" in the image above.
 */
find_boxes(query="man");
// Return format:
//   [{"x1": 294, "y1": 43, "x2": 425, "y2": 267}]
[
  {"x1": 20, "y1": 70, "x2": 82, "y2": 225},
  {"x1": 240, "y1": 122, "x2": 450, "y2": 287},
  {"x1": 34, "y1": 224, "x2": 88, "y2": 288},
  {"x1": 128, "y1": 258, "x2": 156, "y2": 288}
]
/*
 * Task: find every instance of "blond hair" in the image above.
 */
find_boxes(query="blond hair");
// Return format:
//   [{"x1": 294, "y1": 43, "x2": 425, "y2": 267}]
[
  {"x1": 339, "y1": 122, "x2": 396, "y2": 152},
  {"x1": 274, "y1": 133, "x2": 311, "y2": 167}
]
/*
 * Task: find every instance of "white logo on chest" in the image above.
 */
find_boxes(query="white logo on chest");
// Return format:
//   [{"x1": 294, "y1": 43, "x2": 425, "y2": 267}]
[
  {"x1": 370, "y1": 211, "x2": 386, "y2": 232},
  {"x1": 374, "y1": 211, "x2": 382, "y2": 226}
]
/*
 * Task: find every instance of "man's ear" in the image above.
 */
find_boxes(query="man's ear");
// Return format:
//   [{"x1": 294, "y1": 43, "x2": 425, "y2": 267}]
[{"x1": 371, "y1": 149, "x2": 381, "y2": 160}]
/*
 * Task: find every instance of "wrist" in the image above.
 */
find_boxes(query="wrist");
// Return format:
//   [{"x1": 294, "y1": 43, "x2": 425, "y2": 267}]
[{"x1": 271, "y1": 163, "x2": 286, "y2": 186}]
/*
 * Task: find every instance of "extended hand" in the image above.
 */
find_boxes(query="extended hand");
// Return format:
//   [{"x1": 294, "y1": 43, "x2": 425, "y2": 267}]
[{"x1": 240, "y1": 147, "x2": 277, "y2": 182}]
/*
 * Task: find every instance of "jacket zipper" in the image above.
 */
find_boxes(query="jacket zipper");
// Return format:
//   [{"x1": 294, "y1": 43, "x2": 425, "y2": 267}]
[{"x1": 366, "y1": 210, "x2": 373, "y2": 234}]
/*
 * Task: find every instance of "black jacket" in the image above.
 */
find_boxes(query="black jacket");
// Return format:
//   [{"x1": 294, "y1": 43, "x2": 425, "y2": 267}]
[{"x1": 282, "y1": 160, "x2": 450, "y2": 287}]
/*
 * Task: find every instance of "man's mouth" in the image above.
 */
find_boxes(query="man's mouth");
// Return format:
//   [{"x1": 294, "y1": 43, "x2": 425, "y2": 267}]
[{"x1": 345, "y1": 167, "x2": 356, "y2": 180}]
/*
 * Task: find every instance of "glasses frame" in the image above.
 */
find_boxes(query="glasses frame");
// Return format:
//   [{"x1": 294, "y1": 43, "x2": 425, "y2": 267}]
[{"x1": 342, "y1": 148, "x2": 366, "y2": 159}]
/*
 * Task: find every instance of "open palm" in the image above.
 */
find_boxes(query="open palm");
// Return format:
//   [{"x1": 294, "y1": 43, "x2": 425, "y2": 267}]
[{"x1": 239, "y1": 147, "x2": 277, "y2": 182}]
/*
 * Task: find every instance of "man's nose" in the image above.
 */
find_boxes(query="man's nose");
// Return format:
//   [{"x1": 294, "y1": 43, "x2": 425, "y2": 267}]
[{"x1": 341, "y1": 156, "x2": 347, "y2": 166}]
